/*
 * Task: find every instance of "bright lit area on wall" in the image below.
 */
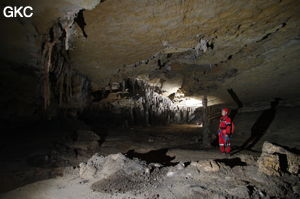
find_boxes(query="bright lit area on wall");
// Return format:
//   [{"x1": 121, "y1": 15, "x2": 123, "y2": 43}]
[{"x1": 176, "y1": 97, "x2": 203, "y2": 107}]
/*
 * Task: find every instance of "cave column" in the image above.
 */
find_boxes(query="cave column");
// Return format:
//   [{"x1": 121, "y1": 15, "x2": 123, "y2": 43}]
[{"x1": 202, "y1": 95, "x2": 211, "y2": 148}]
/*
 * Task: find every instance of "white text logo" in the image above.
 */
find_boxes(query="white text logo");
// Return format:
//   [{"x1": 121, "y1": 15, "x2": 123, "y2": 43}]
[{"x1": 3, "y1": 6, "x2": 33, "y2": 18}]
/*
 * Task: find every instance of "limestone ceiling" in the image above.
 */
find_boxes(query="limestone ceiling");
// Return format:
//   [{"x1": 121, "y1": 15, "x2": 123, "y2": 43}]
[
  {"x1": 68, "y1": 0, "x2": 300, "y2": 105},
  {"x1": 1, "y1": 0, "x2": 300, "y2": 106}
]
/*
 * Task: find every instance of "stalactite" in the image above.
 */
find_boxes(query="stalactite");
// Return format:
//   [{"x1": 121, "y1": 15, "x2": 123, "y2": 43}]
[
  {"x1": 42, "y1": 39, "x2": 58, "y2": 110},
  {"x1": 41, "y1": 18, "x2": 91, "y2": 114}
]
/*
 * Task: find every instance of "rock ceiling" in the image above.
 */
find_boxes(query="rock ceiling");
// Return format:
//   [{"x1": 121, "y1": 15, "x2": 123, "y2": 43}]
[{"x1": 1, "y1": 0, "x2": 300, "y2": 106}]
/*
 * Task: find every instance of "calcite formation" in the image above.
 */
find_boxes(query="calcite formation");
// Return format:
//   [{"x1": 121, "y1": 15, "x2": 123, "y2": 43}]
[{"x1": 85, "y1": 78, "x2": 202, "y2": 125}]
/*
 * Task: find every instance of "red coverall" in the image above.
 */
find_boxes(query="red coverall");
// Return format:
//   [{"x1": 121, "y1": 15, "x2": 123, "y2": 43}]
[{"x1": 218, "y1": 108, "x2": 232, "y2": 153}]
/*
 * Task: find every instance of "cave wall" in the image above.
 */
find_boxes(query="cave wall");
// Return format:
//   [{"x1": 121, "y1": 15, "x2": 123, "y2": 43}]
[{"x1": 0, "y1": 0, "x2": 101, "y2": 123}]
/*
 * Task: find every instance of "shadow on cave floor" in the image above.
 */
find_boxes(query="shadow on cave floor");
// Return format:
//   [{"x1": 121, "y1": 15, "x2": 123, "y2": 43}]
[
  {"x1": 231, "y1": 98, "x2": 281, "y2": 155},
  {"x1": 215, "y1": 157, "x2": 247, "y2": 168},
  {"x1": 124, "y1": 148, "x2": 177, "y2": 166}
]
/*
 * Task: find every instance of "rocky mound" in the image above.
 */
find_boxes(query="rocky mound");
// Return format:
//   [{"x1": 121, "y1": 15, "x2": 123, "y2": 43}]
[{"x1": 74, "y1": 142, "x2": 300, "y2": 198}]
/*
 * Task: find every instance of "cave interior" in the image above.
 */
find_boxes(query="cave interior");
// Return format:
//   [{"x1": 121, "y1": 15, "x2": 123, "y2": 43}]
[{"x1": 0, "y1": 0, "x2": 300, "y2": 198}]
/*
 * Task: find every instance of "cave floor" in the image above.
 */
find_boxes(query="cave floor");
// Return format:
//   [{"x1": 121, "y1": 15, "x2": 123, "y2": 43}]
[
  {"x1": 0, "y1": 123, "x2": 257, "y2": 193},
  {"x1": 96, "y1": 124, "x2": 260, "y2": 163},
  {"x1": 0, "y1": 123, "x2": 261, "y2": 194},
  {"x1": 0, "y1": 124, "x2": 298, "y2": 199},
  {"x1": 0, "y1": 107, "x2": 299, "y2": 196}
]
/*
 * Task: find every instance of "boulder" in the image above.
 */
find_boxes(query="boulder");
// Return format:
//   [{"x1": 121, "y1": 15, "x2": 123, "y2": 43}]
[
  {"x1": 262, "y1": 141, "x2": 288, "y2": 154},
  {"x1": 257, "y1": 153, "x2": 281, "y2": 176},
  {"x1": 257, "y1": 141, "x2": 300, "y2": 176},
  {"x1": 286, "y1": 153, "x2": 300, "y2": 175}
]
